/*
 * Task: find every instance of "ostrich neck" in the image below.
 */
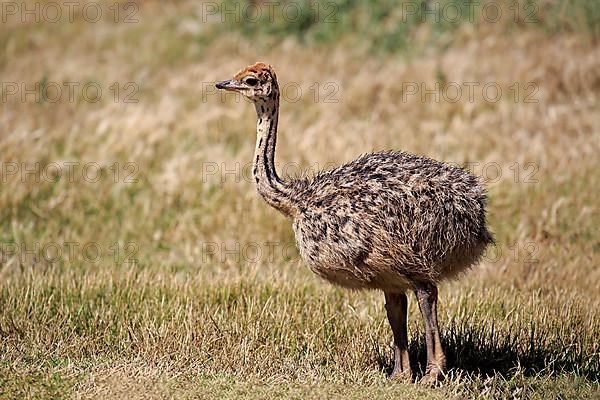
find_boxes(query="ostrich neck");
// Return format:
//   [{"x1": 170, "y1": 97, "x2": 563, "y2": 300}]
[{"x1": 252, "y1": 91, "x2": 295, "y2": 217}]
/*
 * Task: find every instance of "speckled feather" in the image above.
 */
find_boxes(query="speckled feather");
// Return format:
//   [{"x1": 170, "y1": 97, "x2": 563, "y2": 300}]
[{"x1": 288, "y1": 151, "x2": 493, "y2": 291}]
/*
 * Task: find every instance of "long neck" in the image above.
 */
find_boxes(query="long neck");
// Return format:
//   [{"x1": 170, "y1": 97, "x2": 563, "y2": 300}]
[{"x1": 252, "y1": 89, "x2": 296, "y2": 218}]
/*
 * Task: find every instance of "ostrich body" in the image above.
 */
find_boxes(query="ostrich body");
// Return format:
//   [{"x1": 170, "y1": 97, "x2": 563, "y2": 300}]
[{"x1": 216, "y1": 62, "x2": 493, "y2": 383}]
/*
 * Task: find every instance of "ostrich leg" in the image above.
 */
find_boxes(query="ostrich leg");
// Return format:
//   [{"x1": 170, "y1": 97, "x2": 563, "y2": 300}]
[
  {"x1": 414, "y1": 283, "x2": 446, "y2": 384},
  {"x1": 384, "y1": 292, "x2": 412, "y2": 381}
]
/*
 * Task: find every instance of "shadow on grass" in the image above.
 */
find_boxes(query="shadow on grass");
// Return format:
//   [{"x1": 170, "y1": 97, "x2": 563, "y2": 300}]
[{"x1": 376, "y1": 321, "x2": 600, "y2": 383}]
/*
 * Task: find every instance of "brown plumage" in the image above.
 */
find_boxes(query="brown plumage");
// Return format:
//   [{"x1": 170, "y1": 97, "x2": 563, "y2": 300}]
[{"x1": 216, "y1": 62, "x2": 493, "y2": 384}]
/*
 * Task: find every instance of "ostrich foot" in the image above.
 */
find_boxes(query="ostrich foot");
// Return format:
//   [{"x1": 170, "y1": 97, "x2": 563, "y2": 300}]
[
  {"x1": 389, "y1": 368, "x2": 412, "y2": 383},
  {"x1": 418, "y1": 366, "x2": 444, "y2": 385}
]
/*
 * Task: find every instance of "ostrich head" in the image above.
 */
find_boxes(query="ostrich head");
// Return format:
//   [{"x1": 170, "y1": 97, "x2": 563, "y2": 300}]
[{"x1": 216, "y1": 62, "x2": 278, "y2": 102}]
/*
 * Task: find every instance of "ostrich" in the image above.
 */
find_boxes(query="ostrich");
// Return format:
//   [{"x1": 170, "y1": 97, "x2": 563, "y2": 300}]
[{"x1": 216, "y1": 62, "x2": 493, "y2": 384}]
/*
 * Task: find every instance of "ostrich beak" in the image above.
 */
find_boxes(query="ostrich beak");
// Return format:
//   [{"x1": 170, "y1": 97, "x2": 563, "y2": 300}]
[{"x1": 216, "y1": 79, "x2": 244, "y2": 92}]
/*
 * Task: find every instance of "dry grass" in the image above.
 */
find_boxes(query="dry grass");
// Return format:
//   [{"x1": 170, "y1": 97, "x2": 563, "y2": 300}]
[{"x1": 1, "y1": 1, "x2": 599, "y2": 399}]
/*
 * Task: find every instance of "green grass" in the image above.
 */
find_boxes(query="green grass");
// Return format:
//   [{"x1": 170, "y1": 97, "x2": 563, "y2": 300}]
[{"x1": 210, "y1": 0, "x2": 600, "y2": 53}]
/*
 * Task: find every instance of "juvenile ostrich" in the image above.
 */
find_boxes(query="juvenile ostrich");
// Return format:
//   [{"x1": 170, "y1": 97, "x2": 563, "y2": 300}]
[{"x1": 216, "y1": 62, "x2": 493, "y2": 384}]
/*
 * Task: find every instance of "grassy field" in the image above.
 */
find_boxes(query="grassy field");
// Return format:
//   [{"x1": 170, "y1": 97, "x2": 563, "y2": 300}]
[{"x1": 1, "y1": 0, "x2": 599, "y2": 398}]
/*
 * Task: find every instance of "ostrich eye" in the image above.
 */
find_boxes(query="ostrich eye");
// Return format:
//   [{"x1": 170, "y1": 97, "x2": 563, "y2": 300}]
[{"x1": 245, "y1": 77, "x2": 259, "y2": 86}]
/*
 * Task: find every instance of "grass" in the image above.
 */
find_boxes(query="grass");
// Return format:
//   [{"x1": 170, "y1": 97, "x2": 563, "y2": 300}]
[
  {"x1": 1, "y1": 271, "x2": 599, "y2": 398},
  {"x1": 209, "y1": 0, "x2": 600, "y2": 54},
  {"x1": 1, "y1": 0, "x2": 599, "y2": 398}
]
